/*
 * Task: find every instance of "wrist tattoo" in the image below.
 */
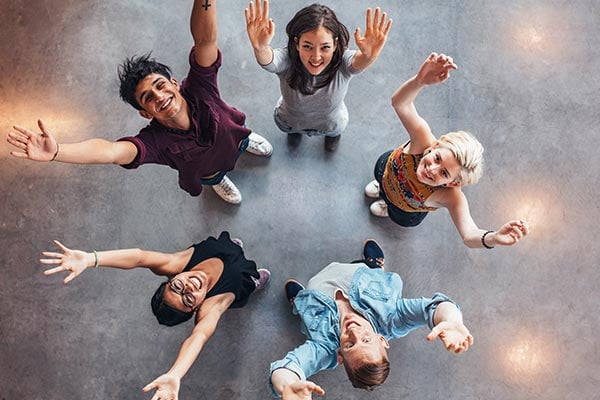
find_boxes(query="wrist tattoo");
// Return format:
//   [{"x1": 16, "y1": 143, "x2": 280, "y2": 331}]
[{"x1": 201, "y1": 0, "x2": 211, "y2": 10}]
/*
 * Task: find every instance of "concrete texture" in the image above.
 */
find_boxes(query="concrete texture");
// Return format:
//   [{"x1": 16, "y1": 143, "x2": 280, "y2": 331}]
[{"x1": 0, "y1": 0, "x2": 598, "y2": 399}]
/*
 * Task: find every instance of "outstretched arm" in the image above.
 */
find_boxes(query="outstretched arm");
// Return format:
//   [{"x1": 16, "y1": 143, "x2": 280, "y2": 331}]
[
  {"x1": 426, "y1": 302, "x2": 473, "y2": 354},
  {"x1": 40, "y1": 240, "x2": 188, "y2": 283},
  {"x1": 143, "y1": 297, "x2": 231, "y2": 400},
  {"x1": 7, "y1": 120, "x2": 137, "y2": 165},
  {"x1": 442, "y1": 189, "x2": 529, "y2": 248},
  {"x1": 191, "y1": 0, "x2": 219, "y2": 67},
  {"x1": 245, "y1": 0, "x2": 276, "y2": 65},
  {"x1": 271, "y1": 369, "x2": 325, "y2": 400},
  {"x1": 351, "y1": 7, "x2": 392, "y2": 71},
  {"x1": 391, "y1": 53, "x2": 457, "y2": 152}
]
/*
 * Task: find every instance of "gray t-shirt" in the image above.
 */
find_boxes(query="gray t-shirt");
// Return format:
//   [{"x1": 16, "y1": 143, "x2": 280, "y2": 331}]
[
  {"x1": 306, "y1": 262, "x2": 364, "y2": 298},
  {"x1": 262, "y1": 48, "x2": 360, "y2": 134}
]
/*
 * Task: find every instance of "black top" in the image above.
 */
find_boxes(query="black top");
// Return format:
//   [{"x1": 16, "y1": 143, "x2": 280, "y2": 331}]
[{"x1": 183, "y1": 231, "x2": 259, "y2": 309}]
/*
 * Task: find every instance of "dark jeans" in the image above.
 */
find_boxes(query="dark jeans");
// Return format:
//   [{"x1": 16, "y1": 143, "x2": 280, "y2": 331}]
[
  {"x1": 200, "y1": 137, "x2": 250, "y2": 185},
  {"x1": 374, "y1": 150, "x2": 429, "y2": 227}
]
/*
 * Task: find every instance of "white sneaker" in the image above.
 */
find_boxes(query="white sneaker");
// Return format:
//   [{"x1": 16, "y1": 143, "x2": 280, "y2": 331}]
[
  {"x1": 246, "y1": 132, "x2": 273, "y2": 157},
  {"x1": 212, "y1": 176, "x2": 242, "y2": 204},
  {"x1": 370, "y1": 200, "x2": 389, "y2": 217},
  {"x1": 364, "y1": 180, "x2": 380, "y2": 198}
]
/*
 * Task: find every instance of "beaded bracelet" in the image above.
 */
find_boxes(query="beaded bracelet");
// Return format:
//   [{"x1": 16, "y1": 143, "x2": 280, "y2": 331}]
[
  {"x1": 93, "y1": 250, "x2": 99, "y2": 268},
  {"x1": 481, "y1": 230, "x2": 495, "y2": 249}
]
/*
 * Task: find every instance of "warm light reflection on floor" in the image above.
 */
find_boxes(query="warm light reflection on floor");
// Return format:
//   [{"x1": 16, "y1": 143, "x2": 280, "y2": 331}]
[
  {"x1": 1, "y1": 100, "x2": 90, "y2": 142},
  {"x1": 510, "y1": 187, "x2": 562, "y2": 237},
  {"x1": 514, "y1": 26, "x2": 546, "y2": 51},
  {"x1": 502, "y1": 336, "x2": 558, "y2": 384}
]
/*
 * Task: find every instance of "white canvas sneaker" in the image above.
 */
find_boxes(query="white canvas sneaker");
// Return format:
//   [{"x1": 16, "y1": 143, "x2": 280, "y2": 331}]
[
  {"x1": 369, "y1": 200, "x2": 389, "y2": 217},
  {"x1": 364, "y1": 180, "x2": 380, "y2": 198},
  {"x1": 212, "y1": 176, "x2": 242, "y2": 204},
  {"x1": 246, "y1": 132, "x2": 273, "y2": 157}
]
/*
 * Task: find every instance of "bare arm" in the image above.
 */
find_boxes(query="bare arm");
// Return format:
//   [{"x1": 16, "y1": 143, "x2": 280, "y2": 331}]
[
  {"x1": 426, "y1": 301, "x2": 473, "y2": 354},
  {"x1": 391, "y1": 53, "x2": 457, "y2": 153},
  {"x1": 351, "y1": 7, "x2": 392, "y2": 71},
  {"x1": 7, "y1": 120, "x2": 137, "y2": 165},
  {"x1": 245, "y1": 0, "x2": 276, "y2": 65},
  {"x1": 142, "y1": 296, "x2": 233, "y2": 399},
  {"x1": 40, "y1": 240, "x2": 189, "y2": 283},
  {"x1": 440, "y1": 189, "x2": 529, "y2": 248},
  {"x1": 191, "y1": 0, "x2": 219, "y2": 67},
  {"x1": 271, "y1": 369, "x2": 325, "y2": 400}
]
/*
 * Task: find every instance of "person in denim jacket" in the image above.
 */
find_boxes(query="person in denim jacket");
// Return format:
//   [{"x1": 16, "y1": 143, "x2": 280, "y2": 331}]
[{"x1": 270, "y1": 240, "x2": 473, "y2": 399}]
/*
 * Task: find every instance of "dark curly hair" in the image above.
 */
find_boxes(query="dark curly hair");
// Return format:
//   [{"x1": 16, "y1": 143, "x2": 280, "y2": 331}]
[
  {"x1": 285, "y1": 4, "x2": 349, "y2": 95},
  {"x1": 118, "y1": 53, "x2": 172, "y2": 110},
  {"x1": 150, "y1": 281, "x2": 194, "y2": 327}
]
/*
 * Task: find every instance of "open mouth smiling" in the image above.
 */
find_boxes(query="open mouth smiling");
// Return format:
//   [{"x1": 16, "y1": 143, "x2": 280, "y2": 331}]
[{"x1": 158, "y1": 96, "x2": 173, "y2": 112}]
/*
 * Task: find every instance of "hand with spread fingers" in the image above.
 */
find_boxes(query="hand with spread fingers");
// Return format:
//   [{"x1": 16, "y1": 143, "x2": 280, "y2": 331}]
[
  {"x1": 282, "y1": 380, "x2": 325, "y2": 400},
  {"x1": 416, "y1": 52, "x2": 458, "y2": 86},
  {"x1": 40, "y1": 240, "x2": 93, "y2": 284},
  {"x1": 245, "y1": 0, "x2": 276, "y2": 52},
  {"x1": 7, "y1": 119, "x2": 59, "y2": 162},
  {"x1": 143, "y1": 373, "x2": 181, "y2": 400},
  {"x1": 426, "y1": 320, "x2": 474, "y2": 354},
  {"x1": 354, "y1": 7, "x2": 393, "y2": 63}
]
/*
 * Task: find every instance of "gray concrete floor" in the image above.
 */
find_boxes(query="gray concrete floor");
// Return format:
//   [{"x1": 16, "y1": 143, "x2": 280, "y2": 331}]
[{"x1": 1, "y1": 1, "x2": 598, "y2": 399}]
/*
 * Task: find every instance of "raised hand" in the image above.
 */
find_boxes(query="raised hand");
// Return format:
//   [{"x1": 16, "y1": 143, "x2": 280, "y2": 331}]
[
  {"x1": 7, "y1": 119, "x2": 59, "y2": 162},
  {"x1": 354, "y1": 7, "x2": 393, "y2": 61},
  {"x1": 142, "y1": 373, "x2": 181, "y2": 400},
  {"x1": 416, "y1": 53, "x2": 458, "y2": 86},
  {"x1": 40, "y1": 240, "x2": 93, "y2": 284},
  {"x1": 426, "y1": 320, "x2": 474, "y2": 354},
  {"x1": 491, "y1": 220, "x2": 529, "y2": 246},
  {"x1": 245, "y1": 0, "x2": 275, "y2": 50},
  {"x1": 282, "y1": 380, "x2": 325, "y2": 400}
]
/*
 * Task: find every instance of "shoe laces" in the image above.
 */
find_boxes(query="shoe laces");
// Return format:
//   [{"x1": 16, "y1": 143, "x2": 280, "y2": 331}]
[{"x1": 217, "y1": 179, "x2": 235, "y2": 195}]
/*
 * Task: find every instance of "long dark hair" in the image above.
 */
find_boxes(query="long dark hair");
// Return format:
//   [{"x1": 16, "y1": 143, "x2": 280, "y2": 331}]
[{"x1": 285, "y1": 4, "x2": 349, "y2": 95}]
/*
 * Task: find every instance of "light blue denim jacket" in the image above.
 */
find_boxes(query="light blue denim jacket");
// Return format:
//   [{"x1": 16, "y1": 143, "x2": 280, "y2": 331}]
[{"x1": 269, "y1": 267, "x2": 456, "y2": 397}]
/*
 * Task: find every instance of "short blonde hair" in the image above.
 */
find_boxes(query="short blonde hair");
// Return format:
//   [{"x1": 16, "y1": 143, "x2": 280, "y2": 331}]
[{"x1": 435, "y1": 131, "x2": 484, "y2": 185}]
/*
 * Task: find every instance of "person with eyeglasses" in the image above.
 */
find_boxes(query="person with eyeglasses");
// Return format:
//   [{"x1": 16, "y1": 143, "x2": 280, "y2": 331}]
[{"x1": 40, "y1": 231, "x2": 270, "y2": 400}]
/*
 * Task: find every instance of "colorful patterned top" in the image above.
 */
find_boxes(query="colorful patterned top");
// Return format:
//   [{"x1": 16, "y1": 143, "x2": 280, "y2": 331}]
[{"x1": 381, "y1": 144, "x2": 439, "y2": 212}]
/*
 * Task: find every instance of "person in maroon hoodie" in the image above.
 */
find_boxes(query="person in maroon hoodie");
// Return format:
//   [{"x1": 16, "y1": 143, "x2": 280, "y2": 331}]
[{"x1": 7, "y1": 0, "x2": 272, "y2": 205}]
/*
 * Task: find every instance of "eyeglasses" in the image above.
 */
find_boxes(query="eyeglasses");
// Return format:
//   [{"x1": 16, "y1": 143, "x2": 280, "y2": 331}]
[{"x1": 168, "y1": 278, "x2": 197, "y2": 309}]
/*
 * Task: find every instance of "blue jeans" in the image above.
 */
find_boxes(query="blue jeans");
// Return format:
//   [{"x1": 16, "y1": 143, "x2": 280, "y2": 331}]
[
  {"x1": 273, "y1": 107, "x2": 341, "y2": 138},
  {"x1": 374, "y1": 150, "x2": 429, "y2": 227},
  {"x1": 200, "y1": 137, "x2": 249, "y2": 186}
]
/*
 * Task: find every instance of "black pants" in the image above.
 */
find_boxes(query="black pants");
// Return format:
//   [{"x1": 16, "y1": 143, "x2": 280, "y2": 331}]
[{"x1": 374, "y1": 150, "x2": 428, "y2": 227}]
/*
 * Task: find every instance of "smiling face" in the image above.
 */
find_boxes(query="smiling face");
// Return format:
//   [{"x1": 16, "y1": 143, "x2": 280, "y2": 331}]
[
  {"x1": 337, "y1": 313, "x2": 390, "y2": 366},
  {"x1": 134, "y1": 73, "x2": 185, "y2": 122},
  {"x1": 162, "y1": 270, "x2": 208, "y2": 313},
  {"x1": 296, "y1": 26, "x2": 337, "y2": 76},
  {"x1": 416, "y1": 145, "x2": 463, "y2": 187}
]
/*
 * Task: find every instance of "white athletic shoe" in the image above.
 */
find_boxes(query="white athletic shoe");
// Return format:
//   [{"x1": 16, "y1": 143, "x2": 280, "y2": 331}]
[
  {"x1": 370, "y1": 200, "x2": 389, "y2": 217},
  {"x1": 212, "y1": 176, "x2": 242, "y2": 204},
  {"x1": 231, "y1": 238, "x2": 244, "y2": 248},
  {"x1": 246, "y1": 132, "x2": 273, "y2": 157},
  {"x1": 364, "y1": 180, "x2": 380, "y2": 198}
]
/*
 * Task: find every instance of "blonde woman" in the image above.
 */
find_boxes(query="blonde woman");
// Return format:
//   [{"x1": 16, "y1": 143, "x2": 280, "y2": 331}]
[{"x1": 365, "y1": 53, "x2": 528, "y2": 249}]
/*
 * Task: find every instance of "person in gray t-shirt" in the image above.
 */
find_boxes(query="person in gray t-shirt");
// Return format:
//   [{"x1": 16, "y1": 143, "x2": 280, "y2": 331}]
[{"x1": 245, "y1": 0, "x2": 392, "y2": 151}]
